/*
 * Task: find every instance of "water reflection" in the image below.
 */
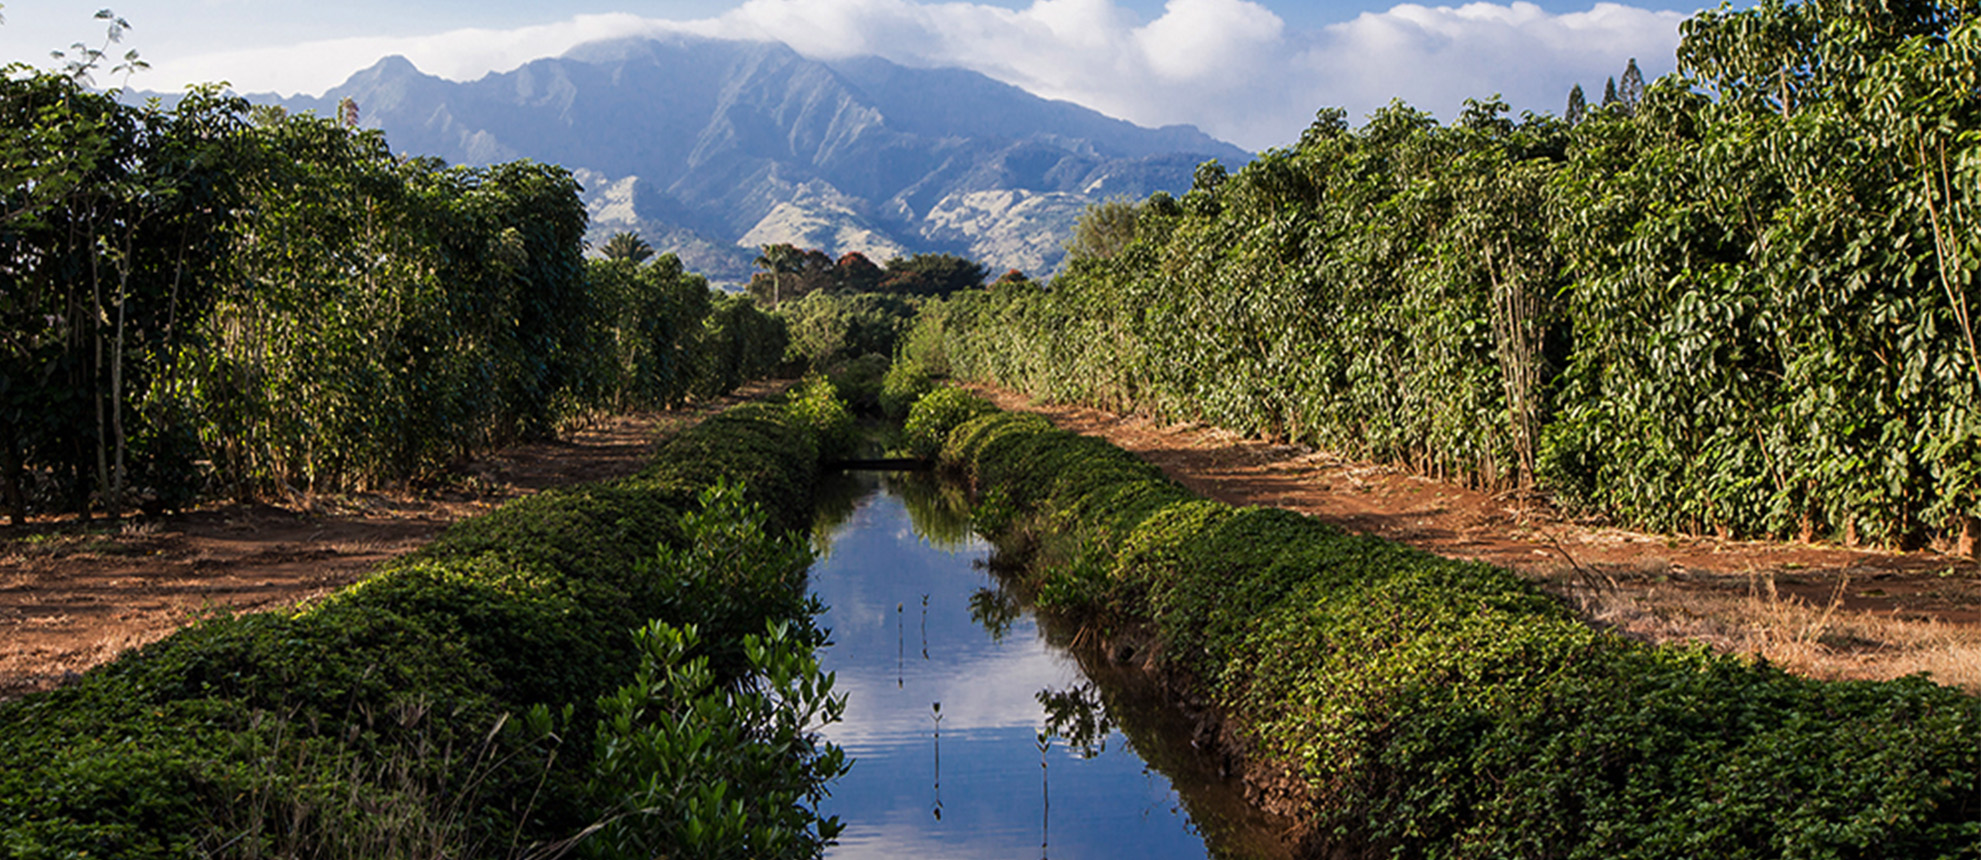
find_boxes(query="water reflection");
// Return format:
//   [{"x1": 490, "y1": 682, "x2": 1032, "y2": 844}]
[
  {"x1": 1038, "y1": 683, "x2": 1113, "y2": 759},
  {"x1": 969, "y1": 587, "x2": 1020, "y2": 642},
  {"x1": 808, "y1": 471, "x2": 1293, "y2": 860},
  {"x1": 888, "y1": 471, "x2": 976, "y2": 551}
]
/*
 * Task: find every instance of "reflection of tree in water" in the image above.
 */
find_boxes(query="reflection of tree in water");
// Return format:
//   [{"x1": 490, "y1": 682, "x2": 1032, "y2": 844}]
[
  {"x1": 969, "y1": 587, "x2": 1021, "y2": 641},
  {"x1": 884, "y1": 472, "x2": 976, "y2": 551},
  {"x1": 1037, "y1": 682, "x2": 1114, "y2": 759},
  {"x1": 808, "y1": 471, "x2": 876, "y2": 559}
]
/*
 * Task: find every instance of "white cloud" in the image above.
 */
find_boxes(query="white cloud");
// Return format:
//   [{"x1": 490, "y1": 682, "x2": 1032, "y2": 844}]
[
  {"x1": 151, "y1": 0, "x2": 1687, "y2": 151},
  {"x1": 1298, "y1": 2, "x2": 1686, "y2": 131},
  {"x1": 147, "y1": 13, "x2": 680, "y2": 95},
  {"x1": 1136, "y1": 0, "x2": 1284, "y2": 82}
]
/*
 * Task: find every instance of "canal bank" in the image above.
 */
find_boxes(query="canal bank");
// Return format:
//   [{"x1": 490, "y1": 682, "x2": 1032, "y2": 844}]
[{"x1": 918, "y1": 395, "x2": 1979, "y2": 859}]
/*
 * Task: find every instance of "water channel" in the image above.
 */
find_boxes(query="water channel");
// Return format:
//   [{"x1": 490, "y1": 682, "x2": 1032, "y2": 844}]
[{"x1": 808, "y1": 471, "x2": 1294, "y2": 860}]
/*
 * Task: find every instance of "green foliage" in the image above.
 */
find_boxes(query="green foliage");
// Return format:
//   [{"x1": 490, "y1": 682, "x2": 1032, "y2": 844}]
[
  {"x1": 901, "y1": 386, "x2": 997, "y2": 459},
  {"x1": 1063, "y1": 196, "x2": 1141, "y2": 263},
  {"x1": 0, "y1": 75, "x2": 245, "y2": 517},
  {"x1": 600, "y1": 230, "x2": 654, "y2": 263},
  {"x1": 878, "y1": 252, "x2": 988, "y2": 298},
  {"x1": 878, "y1": 360, "x2": 936, "y2": 420},
  {"x1": 937, "y1": 401, "x2": 1981, "y2": 857},
  {"x1": 688, "y1": 293, "x2": 789, "y2": 402},
  {"x1": 0, "y1": 399, "x2": 840, "y2": 856},
  {"x1": 897, "y1": 295, "x2": 969, "y2": 379},
  {"x1": 580, "y1": 252, "x2": 750, "y2": 412},
  {"x1": 586, "y1": 479, "x2": 845, "y2": 860},
  {"x1": 827, "y1": 354, "x2": 889, "y2": 414},
  {"x1": 747, "y1": 248, "x2": 905, "y2": 306},
  {"x1": 786, "y1": 375, "x2": 857, "y2": 462},
  {"x1": 775, "y1": 290, "x2": 918, "y2": 374},
  {"x1": 928, "y1": 0, "x2": 1981, "y2": 548},
  {"x1": 0, "y1": 75, "x2": 789, "y2": 516}
]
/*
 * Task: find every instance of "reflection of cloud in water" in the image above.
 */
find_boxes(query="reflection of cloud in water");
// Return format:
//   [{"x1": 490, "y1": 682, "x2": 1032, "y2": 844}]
[
  {"x1": 824, "y1": 643, "x2": 1080, "y2": 751},
  {"x1": 812, "y1": 478, "x2": 1218, "y2": 860}
]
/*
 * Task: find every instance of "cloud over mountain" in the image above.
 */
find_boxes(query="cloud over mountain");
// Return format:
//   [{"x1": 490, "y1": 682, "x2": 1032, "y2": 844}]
[
  {"x1": 151, "y1": 0, "x2": 1688, "y2": 152},
  {"x1": 265, "y1": 37, "x2": 1245, "y2": 281}
]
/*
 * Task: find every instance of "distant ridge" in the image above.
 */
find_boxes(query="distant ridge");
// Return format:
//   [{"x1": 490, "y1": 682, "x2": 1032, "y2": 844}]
[{"x1": 269, "y1": 36, "x2": 1248, "y2": 280}]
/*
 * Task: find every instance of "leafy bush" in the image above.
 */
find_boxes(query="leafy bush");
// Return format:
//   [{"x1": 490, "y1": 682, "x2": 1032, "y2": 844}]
[
  {"x1": 689, "y1": 294, "x2": 789, "y2": 402},
  {"x1": 786, "y1": 375, "x2": 858, "y2": 462},
  {"x1": 585, "y1": 480, "x2": 846, "y2": 859},
  {"x1": 827, "y1": 354, "x2": 889, "y2": 414},
  {"x1": 0, "y1": 398, "x2": 842, "y2": 857},
  {"x1": 924, "y1": 2, "x2": 1981, "y2": 549},
  {"x1": 901, "y1": 387, "x2": 998, "y2": 459},
  {"x1": 775, "y1": 291, "x2": 917, "y2": 373},
  {"x1": 938, "y1": 402, "x2": 1981, "y2": 857},
  {"x1": 878, "y1": 361, "x2": 935, "y2": 420},
  {"x1": 0, "y1": 78, "x2": 789, "y2": 519}
]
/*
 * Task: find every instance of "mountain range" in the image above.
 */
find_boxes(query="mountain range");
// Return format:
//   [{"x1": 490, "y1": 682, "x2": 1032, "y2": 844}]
[{"x1": 268, "y1": 35, "x2": 1249, "y2": 281}]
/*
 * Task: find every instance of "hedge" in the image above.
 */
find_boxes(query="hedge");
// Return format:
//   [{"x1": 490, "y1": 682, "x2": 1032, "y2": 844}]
[
  {"x1": 0, "y1": 400, "x2": 832, "y2": 858},
  {"x1": 936, "y1": 401, "x2": 1981, "y2": 859}
]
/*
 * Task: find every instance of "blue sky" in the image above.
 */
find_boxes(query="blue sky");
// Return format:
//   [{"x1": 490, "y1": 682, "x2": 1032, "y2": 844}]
[{"x1": 1, "y1": 0, "x2": 1713, "y2": 150}]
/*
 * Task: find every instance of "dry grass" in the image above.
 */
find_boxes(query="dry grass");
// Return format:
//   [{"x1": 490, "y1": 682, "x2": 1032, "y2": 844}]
[{"x1": 1542, "y1": 565, "x2": 1981, "y2": 693}]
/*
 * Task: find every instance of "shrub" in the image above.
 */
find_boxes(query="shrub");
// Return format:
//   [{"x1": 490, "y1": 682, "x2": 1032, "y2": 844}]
[
  {"x1": 786, "y1": 375, "x2": 857, "y2": 462},
  {"x1": 827, "y1": 353, "x2": 889, "y2": 414},
  {"x1": 936, "y1": 401, "x2": 1981, "y2": 857},
  {"x1": 585, "y1": 481, "x2": 846, "y2": 859},
  {"x1": 0, "y1": 398, "x2": 839, "y2": 857},
  {"x1": 878, "y1": 360, "x2": 935, "y2": 420},
  {"x1": 902, "y1": 387, "x2": 998, "y2": 459}
]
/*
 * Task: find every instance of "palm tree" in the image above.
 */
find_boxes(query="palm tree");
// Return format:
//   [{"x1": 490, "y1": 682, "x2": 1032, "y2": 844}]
[
  {"x1": 601, "y1": 231, "x2": 654, "y2": 263},
  {"x1": 753, "y1": 243, "x2": 801, "y2": 305}
]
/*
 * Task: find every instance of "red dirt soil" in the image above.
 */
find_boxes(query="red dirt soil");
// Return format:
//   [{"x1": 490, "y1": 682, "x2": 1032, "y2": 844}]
[{"x1": 0, "y1": 382, "x2": 789, "y2": 702}]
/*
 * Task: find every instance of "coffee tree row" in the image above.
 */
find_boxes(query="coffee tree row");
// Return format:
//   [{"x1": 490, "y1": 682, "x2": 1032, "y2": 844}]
[
  {"x1": 0, "y1": 72, "x2": 784, "y2": 521},
  {"x1": 909, "y1": 0, "x2": 1981, "y2": 550}
]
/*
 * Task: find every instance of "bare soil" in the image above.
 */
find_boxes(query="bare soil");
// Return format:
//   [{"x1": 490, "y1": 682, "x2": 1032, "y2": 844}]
[
  {"x1": 0, "y1": 382, "x2": 790, "y2": 702},
  {"x1": 969, "y1": 384, "x2": 1981, "y2": 690}
]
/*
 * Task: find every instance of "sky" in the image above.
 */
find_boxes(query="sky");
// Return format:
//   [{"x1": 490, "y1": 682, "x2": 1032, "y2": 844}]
[{"x1": 0, "y1": 0, "x2": 1710, "y2": 151}]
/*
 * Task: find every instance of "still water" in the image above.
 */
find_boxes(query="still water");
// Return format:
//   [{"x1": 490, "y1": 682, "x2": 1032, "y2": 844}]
[{"x1": 808, "y1": 472, "x2": 1292, "y2": 860}]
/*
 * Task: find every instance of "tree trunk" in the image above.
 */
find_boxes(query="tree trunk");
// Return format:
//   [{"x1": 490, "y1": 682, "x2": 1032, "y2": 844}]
[
  {"x1": 109, "y1": 274, "x2": 129, "y2": 517},
  {"x1": 1487, "y1": 250, "x2": 1543, "y2": 494},
  {"x1": 0, "y1": 428, "x2": 24, "y2": 526}
]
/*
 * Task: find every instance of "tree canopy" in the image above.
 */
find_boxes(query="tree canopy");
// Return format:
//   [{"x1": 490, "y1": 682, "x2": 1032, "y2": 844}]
[{"x1": 601, "y1": 230, "x2": 655, "y2": 262}]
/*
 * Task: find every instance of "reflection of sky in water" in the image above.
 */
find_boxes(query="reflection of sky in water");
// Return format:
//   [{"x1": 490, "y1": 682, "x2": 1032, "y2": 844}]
[{"x1": 811, "y1": 483, "x2": 1210, "y2": 859}]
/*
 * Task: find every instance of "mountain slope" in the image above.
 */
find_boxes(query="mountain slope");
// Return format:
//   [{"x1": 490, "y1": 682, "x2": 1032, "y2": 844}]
[{"x1": 276, "y1": 35, "x2": 1250, "y2": 280}]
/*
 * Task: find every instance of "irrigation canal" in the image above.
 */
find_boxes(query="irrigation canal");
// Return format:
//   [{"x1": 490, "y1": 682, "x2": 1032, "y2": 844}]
[{"x1": 807, "y1": 471, "x2": 1294, "y2": 859}]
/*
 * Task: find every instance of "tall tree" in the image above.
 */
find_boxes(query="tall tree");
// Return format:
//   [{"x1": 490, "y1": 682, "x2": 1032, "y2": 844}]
[
  {"x1": 833, "y1": 251, "x2": 884, "y2": 293},
  {"x1": 1619, "y1": 57, "x2": 1646, "y2": 110},
  {"x1": 880, "y1": 253, "x2": 988, "y2": 298},
  {"x1": 752, "y1": 243, "x2": 801, "y2": 305},
  {"x1": 601, "y1": 230, "x2": 654, "y2": 263},
  {"x1": 1601, "y1": 77, "x2": 1619, "y2": 106},
  {"x1": 1565, "y1": 83, "x2": 1587, "y2": 125},
  {"x1": 1064, "y1": 197, "x2": 1141, "y2": 262}
]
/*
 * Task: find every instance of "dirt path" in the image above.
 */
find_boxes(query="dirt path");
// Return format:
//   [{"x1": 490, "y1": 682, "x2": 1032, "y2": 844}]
[
  {"x1": 0, "y1": 382, "x2": 790, "y2": 702},
  {"x1": 969, "y1": 384, "x2": 1981, "y2": 690}
]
